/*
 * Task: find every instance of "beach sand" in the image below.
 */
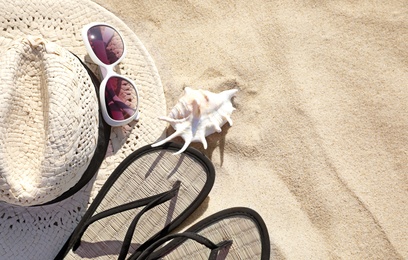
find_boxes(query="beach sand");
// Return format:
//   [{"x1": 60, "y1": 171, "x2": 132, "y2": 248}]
[{"x1": 96, "y1": 1, "x2": 407, "y2": 258}]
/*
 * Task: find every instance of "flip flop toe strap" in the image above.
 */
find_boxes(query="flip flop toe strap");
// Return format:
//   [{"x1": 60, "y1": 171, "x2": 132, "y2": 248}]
[
  {"x1": 135, "y1": 232, "x2": 233, "y2": 260},
  {"x1": 72, "y1": 181, "x2": 181, "y2": 259},
  {"x1": 118, "y1": 181, "x2": 181, "y2": 260}
]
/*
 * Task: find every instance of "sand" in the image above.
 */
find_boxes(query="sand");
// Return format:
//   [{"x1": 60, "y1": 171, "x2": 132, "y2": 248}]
[{"x1": 96, "y1": 1, "x2": 407, "y2": 258}]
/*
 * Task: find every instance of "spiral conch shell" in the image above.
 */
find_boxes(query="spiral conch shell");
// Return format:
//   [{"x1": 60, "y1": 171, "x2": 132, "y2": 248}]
[{"x1": 152, "y1": 87, "x2": 238, "y2": 154}]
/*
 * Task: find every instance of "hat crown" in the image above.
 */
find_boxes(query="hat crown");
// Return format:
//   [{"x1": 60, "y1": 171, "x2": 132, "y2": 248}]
[{"x1": 0, "y1": 37, "x2": 99, "y2": 206}]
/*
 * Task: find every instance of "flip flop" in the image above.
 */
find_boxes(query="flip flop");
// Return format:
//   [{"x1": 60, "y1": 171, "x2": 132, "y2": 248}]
[
  {"x1": 134, "y1": 207, "x2": 270, "y2": 260},
  {"x1": 57, "y1": 142, "x2": 215, "y2": 260}
]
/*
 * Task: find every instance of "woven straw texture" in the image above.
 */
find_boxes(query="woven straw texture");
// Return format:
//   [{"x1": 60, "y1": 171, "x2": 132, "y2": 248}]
[
  {"x1": 67, "y1": 148, "x2": 209, "y2": 259},
  {"x1": 0, "y1": 0, "x2": 166, "y2": 259},
  {"x1": 0, "y1": 37, "x2": 99, "y2": 206},
  {"x1": 160, "y1": 215, "x2": 264, "y2": 259}
]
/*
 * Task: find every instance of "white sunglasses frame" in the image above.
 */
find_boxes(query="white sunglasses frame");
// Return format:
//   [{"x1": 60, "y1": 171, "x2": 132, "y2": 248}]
[{"x1": 82, "y1": 22, "x2": 140, "y2": 126}]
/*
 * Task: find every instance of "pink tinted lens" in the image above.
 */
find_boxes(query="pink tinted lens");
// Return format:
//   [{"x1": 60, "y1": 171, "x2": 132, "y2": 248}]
[
  {"x1": 87, "y1": 25, "x2": 124, "y2": 65},
  {"x1": 105, "y1": 76, "x2": 138, "y2": 121}
]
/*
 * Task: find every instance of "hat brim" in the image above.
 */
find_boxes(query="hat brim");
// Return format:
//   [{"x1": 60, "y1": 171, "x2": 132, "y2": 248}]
[{"x1": 0, "y1": 0, "x2": 167, "y2": 258}]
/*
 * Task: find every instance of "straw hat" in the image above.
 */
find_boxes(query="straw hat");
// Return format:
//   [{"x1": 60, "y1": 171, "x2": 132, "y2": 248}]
[
  {"x1": 0, "y1": 36, "x2": 104, "y2": 206},
  {"x1": 0, "y1": 0, "x2": 167, "y2": 258}
]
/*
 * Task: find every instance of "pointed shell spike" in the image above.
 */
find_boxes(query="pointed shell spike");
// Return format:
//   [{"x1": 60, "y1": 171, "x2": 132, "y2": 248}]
[
  {"x1": 200, "y1": 133, "x2": 208, "y2": 149},
  {"x1": 151, "y1": 129, "x2": 182, "y2": 147},
  {"x1": 173, "y1": 135, "x2": 192, "y2": 155},
  {"x1": 226, "y1": 115, "x2": 233, "y2": 126}
]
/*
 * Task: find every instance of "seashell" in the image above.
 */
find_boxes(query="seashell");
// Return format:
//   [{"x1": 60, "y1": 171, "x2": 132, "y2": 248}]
[{"x1": 152, "y1": 87, "x2": 238, "y2": 154}]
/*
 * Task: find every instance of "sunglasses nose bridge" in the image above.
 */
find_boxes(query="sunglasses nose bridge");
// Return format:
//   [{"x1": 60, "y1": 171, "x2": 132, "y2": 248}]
[
  {"x1": 99, "y1": 65, "x2": 110, "y2": 79},
  {"x1": 100, "y1": 63, "x2": 124, "y2": 80}
]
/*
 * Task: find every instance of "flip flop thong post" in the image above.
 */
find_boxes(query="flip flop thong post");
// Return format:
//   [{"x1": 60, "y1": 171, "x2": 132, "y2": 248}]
[
  {"x1": 57, "y1": 142, "x2": 215, "y2": 260},
  {"x1": 135, "y1": 207, "x2": 270, "y2": 260}
]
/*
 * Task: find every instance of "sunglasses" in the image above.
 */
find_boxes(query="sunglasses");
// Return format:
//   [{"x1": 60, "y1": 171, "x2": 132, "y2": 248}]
[{"x1": 82, "y1": 22, "x2": 140, "y2": 126}]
